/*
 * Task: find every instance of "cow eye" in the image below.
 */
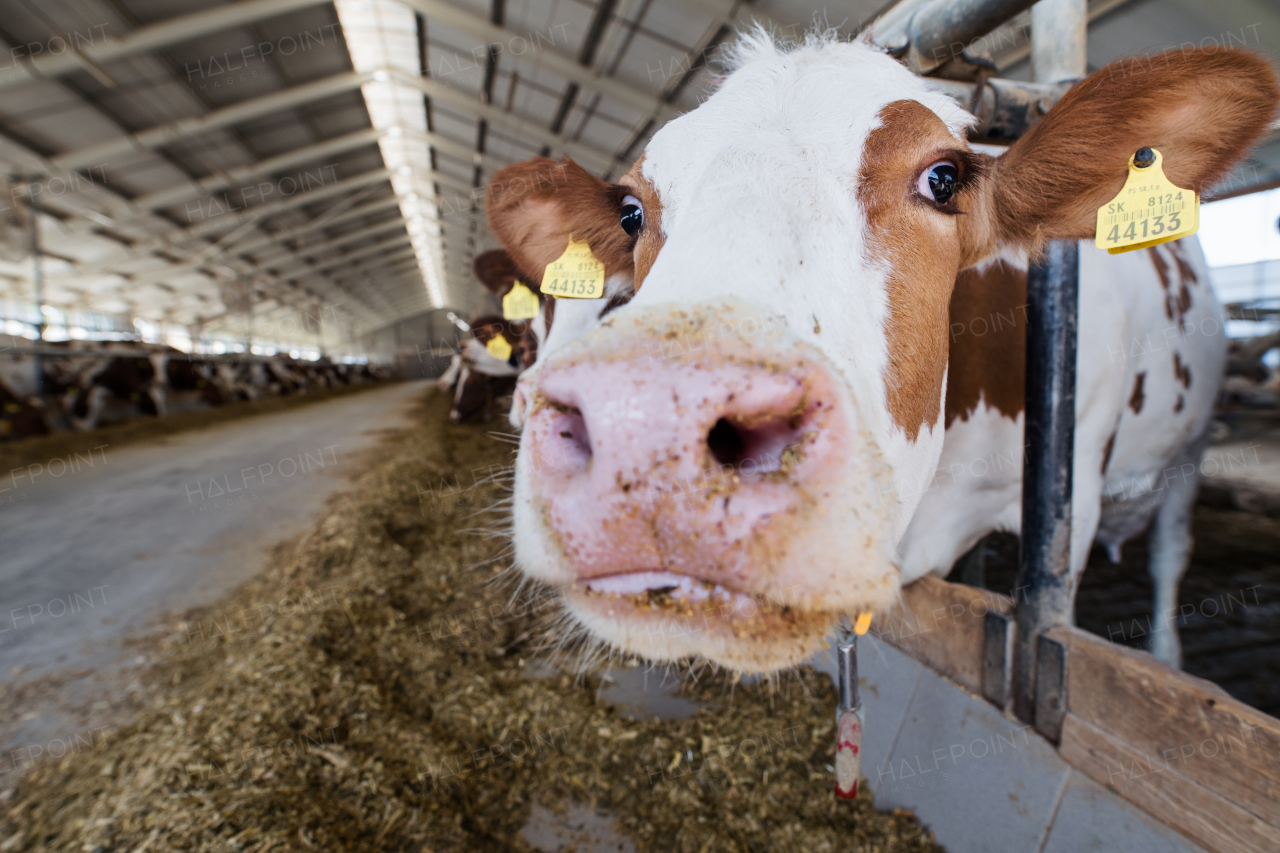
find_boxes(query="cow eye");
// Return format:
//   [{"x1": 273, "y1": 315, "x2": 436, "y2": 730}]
[
  {"x1": 917, "y1": 161, "x2": 959, "y2": 205},
  {"x1": 620, "y1": 194, "x2": 643, "y2": 237}
]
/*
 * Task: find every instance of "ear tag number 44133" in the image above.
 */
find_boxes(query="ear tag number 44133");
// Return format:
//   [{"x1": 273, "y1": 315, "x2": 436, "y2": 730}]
[
  {"x1": 1095, "y1": 147, "x2": 1198, "y2": 255},
  {"x1": 541, "y1": 236, "x2": 605, "y2": 299}
]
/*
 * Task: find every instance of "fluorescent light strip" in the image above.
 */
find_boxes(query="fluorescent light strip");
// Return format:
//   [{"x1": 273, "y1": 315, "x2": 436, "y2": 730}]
[{"x1": 335, "y1": 0, "x2": 447, "y2": 308}]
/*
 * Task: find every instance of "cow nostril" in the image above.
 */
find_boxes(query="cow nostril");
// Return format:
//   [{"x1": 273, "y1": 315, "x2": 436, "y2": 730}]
[
  {"x1": 707, "y1": 418, "x2": 745, "y2": 466},
  {"x1": 708, "y1": 415, "x2": 807, "y2": 475},
  {"x1": 544, "y1": 406, "x2": 592, "y2": 471}
]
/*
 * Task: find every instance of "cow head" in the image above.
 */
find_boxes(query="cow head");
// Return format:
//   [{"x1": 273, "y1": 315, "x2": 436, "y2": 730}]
[
  {"x1": 474, "y1": 249, "x2": 543, "y2": 368},
  {"x1": 485, "y1": 34, "x2": 1278, "y2": 673}
]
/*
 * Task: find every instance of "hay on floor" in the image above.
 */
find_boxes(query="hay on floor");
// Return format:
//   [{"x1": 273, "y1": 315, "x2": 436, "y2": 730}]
[{"x1": 0, "y1": 389, "x2": 942, "y2": 853}]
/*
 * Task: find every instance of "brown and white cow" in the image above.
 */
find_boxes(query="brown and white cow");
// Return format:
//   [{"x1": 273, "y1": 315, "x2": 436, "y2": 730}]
[
  {"x1": 437, "y1": 251, "x2": 543, "y2": 423},
  {"x1": 482, "y1": 33, "x2": 1278, "y2": 673}
]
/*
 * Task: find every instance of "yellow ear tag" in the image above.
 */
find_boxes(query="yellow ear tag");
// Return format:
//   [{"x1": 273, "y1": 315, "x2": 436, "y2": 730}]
[
  {"x1": 485, "y1": 335, "x2": 513, "y2": 361},
  {"x1": 502, "y1": 280, "x2": 540, "y2": 320},
  {"x1": 540, "y1": 236, "x2": 605, "y2": 299},
  {"x1": 854, "y1": 611, "x2": 872, "y2": 636},
  {"x1": 1095, "y1": 148, "x2": 1198, "y2": 254}
]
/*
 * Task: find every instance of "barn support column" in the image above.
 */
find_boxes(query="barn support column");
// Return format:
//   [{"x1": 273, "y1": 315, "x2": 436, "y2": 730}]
[
  {"x1": 27, "y1": 178, "x2": 44, "y2": 397},
  {"x1": 1013, "y1": 0, "x2": 1087, "y2": 728}
]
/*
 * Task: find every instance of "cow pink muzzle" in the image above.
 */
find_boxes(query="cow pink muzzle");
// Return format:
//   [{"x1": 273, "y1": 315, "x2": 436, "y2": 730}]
[{"x1": 516, "y1": 307, "x2": 899, "y2": 671}]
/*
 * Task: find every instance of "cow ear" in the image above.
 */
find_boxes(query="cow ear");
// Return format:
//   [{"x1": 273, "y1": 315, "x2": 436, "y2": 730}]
[
  {"x1": 486, "y1": 157, "x2": 634, "y2": 287},
  {"x1": 961, "y1": 47, "x2": 1279, "y2": 263},
  {"x1": 473, "y1": 249, "x2": 519, "y2": 297}
]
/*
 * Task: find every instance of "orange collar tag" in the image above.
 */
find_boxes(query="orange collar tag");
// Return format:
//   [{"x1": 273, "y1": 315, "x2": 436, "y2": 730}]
[{"x1": 1095, "y1": 148, "x2": 1198, "y2": 254}]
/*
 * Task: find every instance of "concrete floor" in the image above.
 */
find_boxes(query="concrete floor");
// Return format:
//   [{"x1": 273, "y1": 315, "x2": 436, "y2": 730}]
[{"x1": 0, "y1": 381, "x2": 427, "y2": 752}]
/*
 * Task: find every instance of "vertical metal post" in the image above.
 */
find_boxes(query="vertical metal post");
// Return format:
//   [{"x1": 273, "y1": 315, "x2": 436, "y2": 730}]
[
  {"x1": 1030, "y1": 0, "x2": 1086, "y2": 85},
  {"x1": 1013, "y1": 0, "x2": 1088, "y2": 726},
  {"x1": 244, "y1": 280, "x2": 254, "y2": 355},
  {"x1": 1014, "y1": 241, "x2": 1079, "y2": 723},
  {"x1": 27, "y1": 177, "x2": 44, "y2": 397}
]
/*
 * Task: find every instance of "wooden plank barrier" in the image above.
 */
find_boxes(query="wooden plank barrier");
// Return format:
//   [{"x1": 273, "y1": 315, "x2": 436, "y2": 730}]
[
  {"x1": 1051, "y1": 626, "x2": 1280, "y2": 853},
  {"x1": 872, "y1": 574, "x2": 1013, "y2": 696},
  {"x1": 876, "y1": 576, "x2": 1280, "y2": 853}
]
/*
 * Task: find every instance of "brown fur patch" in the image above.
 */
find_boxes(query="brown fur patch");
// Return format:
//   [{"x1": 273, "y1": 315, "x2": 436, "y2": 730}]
[
  {"x1": 1129, "y1": 372, "x2": 1146, "y2": 414},
  {"x1": 1173, "y1": 351, "x2": 1192, "y2": 389},
  {"x1": 1174, "y1": 394, "x2": 1185, "y2": 413},
  {"x1": 945, "y1": 261, "x2": 1028, "y2": 427},
  {"x1": 960, "y1": 47, "x2": 1280, "y2": 262},
  {"x1": 620, "y1": 154, "x2": 666, "y2": 291},
  {"x1": 1167, "y1": 240, "x2": 1198, "y2": 285},
  {"x1": 1150, "y1": 245, "x2": 1195, "y2": 325},
  {"x1": 473, "y1": 249, "x2": 537, "y2": 297},
  {"x1": 486, "y1": 157, "x2": 634, "y2": 287},
  {"x1": 543, "y1": 295, "x2": 556, "y2": 339},
  {"x1": 858, "y1": 100, "x2": 968, "y2": 439},
  {"x1": 1102, "y1": 430, "x2": 1117, "y2": 474},
  {"x1": 1148, "y1": 247, "x2": 1176, "y2": 321}
]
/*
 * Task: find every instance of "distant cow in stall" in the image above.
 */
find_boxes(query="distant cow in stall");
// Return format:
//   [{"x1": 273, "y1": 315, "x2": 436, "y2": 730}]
[
  {"x1": 149, "y1": 348, "x2": 226, "y2": 414},
  {"x1": 63, "y1": 346, "x2": 165, "y2": 431},
  {"x1": 436, "y1": 250, "x2": 541, "y2": 424},
  {"x1": 476, "y1": 37, "x2": 1276, "y2": 675},
  {"x1": 0, "y1": 353, "x2": 51, "y2": 440},
  {"x1": 0, "y1": 377, "x2": 49, "y2": 440},
  {"x1": 265, "y1": 359, "x2": 309, "y2": 395},
  {"x1": 443, "y1": 314, "x2": 525, "y2": 424}
]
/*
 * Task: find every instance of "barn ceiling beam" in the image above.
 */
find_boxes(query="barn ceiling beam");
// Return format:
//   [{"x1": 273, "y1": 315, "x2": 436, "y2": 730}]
[
  {"x1": 51, "y1": 71, "x2": 371, "y2": 173},
  {"x1": 0, "y1": 0, "x2": 334, "y2": 92},
  {"x1": 392, "y1": 69, "x2": 614, "y2": 173},
  {"x1": 0, "y1": 122, "x2": 386, "y2": 329},
  {"x1": 0, "y1": 93, "x2": 408, "y2": 338},
  {"x1": 683, "y1": 0, "x2": 785, "y2": 34},
  {"x1": 334, "y1": 259, "x2": 421, "y2": 289},
  {"x1": 218, "y1": 195, "x2": 403, "y2": 256},
  {"x1": 134, "y1": 128, "x2": 382, "y2": 212},
  {"x1": 74, "y1": 126, "x2": 485, "y2": 245},
  {"x1": 261, "y1": 218, "x2": 410, "y2": 270},
  {"x1": 135, "y1": 252, "x2": 391, "y2": 326},
  {"x1": 105, "y1": 199, "x2": 405, "y2": 291},
  {"x1": 333, "y1": 267, "x2": 423, "y2": 303},
  {"x1": 53, "y1": 170, "x2": 394, "y2": 280},
  {"x1": 403, "y1": 0, "x2": 679, "y2": 130},
  {"x1": 62, "y1": 219, "x2": 409, "y2": 327},
  {"x1": 287, "y1": 236, "x2": 414, "y2": 275}
]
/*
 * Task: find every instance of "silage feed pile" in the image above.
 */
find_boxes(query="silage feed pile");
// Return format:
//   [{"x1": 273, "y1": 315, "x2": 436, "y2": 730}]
[{"x1": 0, "y1": 389, "x2": 942, "y2": 853}]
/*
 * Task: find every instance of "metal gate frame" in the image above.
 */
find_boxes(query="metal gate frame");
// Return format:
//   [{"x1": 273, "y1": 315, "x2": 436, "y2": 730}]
[{"x1": 872, "y1": 0, "x2": 1089, "y2": 733}]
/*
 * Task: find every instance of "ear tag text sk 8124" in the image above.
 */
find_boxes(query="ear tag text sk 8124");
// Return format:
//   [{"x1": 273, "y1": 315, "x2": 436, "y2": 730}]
[
  {"x1": 835, "y1": 610, "x2": 872, "y2": 800},
  {"x1": 1095, "y1": 147, "x2": 1198, "y2": 254},
  {"x1": 541, "y1": 236, "x2": 605, "y2": 299},
  {"x1": 503, "y1": 280, "x2": 540, "y2": 320}
]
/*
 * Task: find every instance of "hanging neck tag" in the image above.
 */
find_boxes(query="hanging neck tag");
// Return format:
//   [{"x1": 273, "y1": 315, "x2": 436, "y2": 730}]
[
  {"x1": 541, "y1": 236, "x2": 605, "y2": 299},
  {"x1": 485, "y1": 334, "x2": 513, "y2": 361},
  {"x1": 1095, "y1": 147, "x2": 1198, "y2": 255},
  {"x1": 503, "y1": 281, "x2": 540, "y2": 320}
]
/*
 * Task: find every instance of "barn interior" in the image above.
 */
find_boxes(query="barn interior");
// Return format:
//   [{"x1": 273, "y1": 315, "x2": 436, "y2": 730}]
[{"x1": 0, "y1": 0, "x2": 1278, "y2": 851}]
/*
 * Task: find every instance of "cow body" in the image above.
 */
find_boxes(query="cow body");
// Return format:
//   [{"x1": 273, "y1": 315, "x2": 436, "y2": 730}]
[
  {"x1": 900, "y1": 238, "x2": 1225, "y2": 665},
  {"x1": 440, "y1": 317, "x2": 523, "y2": 424},
  {"x1": 480, "y1": 33, "x2": 1277, "y2": 674}
]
